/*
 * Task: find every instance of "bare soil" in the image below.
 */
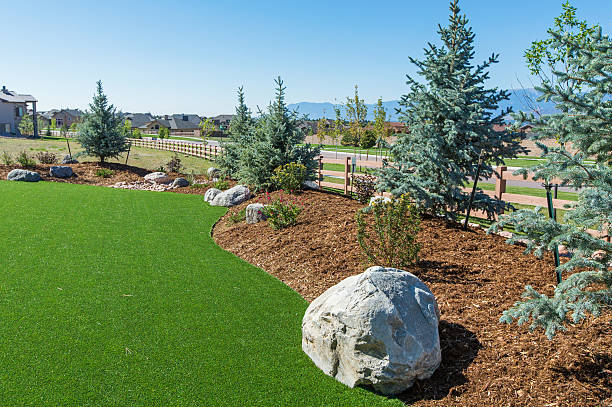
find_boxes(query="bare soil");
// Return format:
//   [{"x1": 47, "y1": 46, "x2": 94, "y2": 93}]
[{"x1": 213, "y1": 189, "x2": 611, "y2": 406}]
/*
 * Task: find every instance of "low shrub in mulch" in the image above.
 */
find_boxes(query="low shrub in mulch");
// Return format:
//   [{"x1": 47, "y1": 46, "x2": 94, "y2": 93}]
[{"x1": 213, "y1": 189, "x2": 611, "y2": 406}]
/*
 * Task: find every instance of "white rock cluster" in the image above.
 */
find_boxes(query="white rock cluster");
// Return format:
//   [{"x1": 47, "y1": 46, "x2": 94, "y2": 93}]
[{"x1": 110, "y1": 181, "x2": 177, "y2": 191}]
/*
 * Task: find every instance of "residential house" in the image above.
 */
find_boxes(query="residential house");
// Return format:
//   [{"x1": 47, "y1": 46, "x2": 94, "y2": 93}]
[
  {"x1": 211, "y1": 114, "x2": 234, "y2": 131},
  {"x1": 136, "y1": 114, "x2": 202, "y2": 135},
  {"x1": 122, "y1": 112, "x2": 154, "y2": 130},
  {"x1": 0, "y1": 86, "x2": 38, "y2": 136},
  {"x1": 40, "y1": 108, "x2": 84, "y2": 128}
]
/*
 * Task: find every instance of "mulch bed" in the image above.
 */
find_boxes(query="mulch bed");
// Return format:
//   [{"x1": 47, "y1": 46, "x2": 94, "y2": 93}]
[
  {"x1": 213, "y1": 189, "x2": 611, "y2": 406},
  {"x1": 0, "y1": 163, "x2": 212, "y2": 195}
]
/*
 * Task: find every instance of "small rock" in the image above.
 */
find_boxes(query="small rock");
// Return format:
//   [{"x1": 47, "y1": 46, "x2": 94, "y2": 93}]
[
  {"x1": 302, "y1": 266, "x2": 441, "y2": 395},
  {"x1": 246, "y1": 203, "x2": 267, "y2": 224},
  {"x1": 210, "y1": 185, "x2": 251, "y2": 207},
  {"x1": 144, "y1": 172, "x2": 173, "y2": 184},
  {"x1": 49, "y1": 166, "x2": 73, "y2": 178},
  {"x1": 61, "y1": 155, "x2": 78, "y2": 164},
  {"x1": 172, "y1": 177, "x2": 189, "y2": 188},
  {"x1": 303, "y1": 180, "x2": 320, "y2": 190},
  {"x1": 204, "y1": 188, "x2": 222, "y2": 203},
  {"x1": 207, "y1": 167, "x2": 221, "y2": 179},
  {"x1": 497, "y1": 231, "x2": 514, "y2": 239},
  {"x1": 7, "y1": 169, "x2": 41, "y2": 182}
]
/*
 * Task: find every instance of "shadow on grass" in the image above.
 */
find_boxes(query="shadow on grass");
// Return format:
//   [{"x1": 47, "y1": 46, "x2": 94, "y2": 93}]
[{"x1": 396, "y1": 321, "x2": 482, "y2": 404}]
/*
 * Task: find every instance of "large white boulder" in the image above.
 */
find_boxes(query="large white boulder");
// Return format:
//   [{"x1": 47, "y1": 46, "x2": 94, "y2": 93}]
[
  {"x1": 7, "y1": 169, "x2": 41, "y2": 182},
  {"x1": 204, "y1": 188, "x2": 222, "y2": 203},
  {"x1": 144, "y1": 172, "x2": 173, "y2": 184},
  {"x1": 210, "y1": 185, "x2": 250, "y2": 207},
  {"x1": 302, "y1": 266, "x2": 441, "y2": 395}
]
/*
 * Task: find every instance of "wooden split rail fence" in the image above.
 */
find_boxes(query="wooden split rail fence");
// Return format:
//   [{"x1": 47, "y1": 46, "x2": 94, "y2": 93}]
[
  {"x1": 127, "y1": 138, "x2": 221, "y2": 160},
  {"x1": 128, "y1": 140, "x2": 608, "y2": 240}
]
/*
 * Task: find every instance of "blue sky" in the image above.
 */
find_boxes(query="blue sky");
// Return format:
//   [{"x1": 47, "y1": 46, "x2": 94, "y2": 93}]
[{"x1": 3, "y1": 0, "x2": 611, "y2": 115}]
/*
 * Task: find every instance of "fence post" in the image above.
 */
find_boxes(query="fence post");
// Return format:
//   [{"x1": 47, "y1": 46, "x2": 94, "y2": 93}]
[
  {"x1": 495, "y1": 166, "x2": 507, "y2": 214},
  {"x1": 344, "y1": 156, "x2": 350, "y2": 196},
  {"x1": 318, "y1": 155, "x2": 323, "y2": 188},
  {"x1": 214, "y1": 146, "x2": 217, "y2": 158}
]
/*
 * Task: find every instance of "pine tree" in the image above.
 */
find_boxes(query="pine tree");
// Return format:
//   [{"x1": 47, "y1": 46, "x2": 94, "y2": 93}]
[
  {"x1": 490, "y1": 21, "x2": 612, "y2": 339},
  {"x1": 76, "y1": 81, "x2": 128, "y2": 163},
  {"x1": 378, "y1": 0, "x2": 525, "y2": 219},
  {"x1": 233, "y1": 77, "x2": 320, "y2": 191},
  {"x1": 217, "y1": 86, "x2": 255, "y2": 178}
]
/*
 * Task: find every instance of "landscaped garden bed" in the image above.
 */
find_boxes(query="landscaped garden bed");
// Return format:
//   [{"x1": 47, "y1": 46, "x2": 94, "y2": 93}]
[{"x1": 213, "y1": 189, "x2": 611, "y2": 406}]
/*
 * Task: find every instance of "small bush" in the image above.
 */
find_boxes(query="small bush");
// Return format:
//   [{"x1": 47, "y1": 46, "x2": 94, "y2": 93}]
[
  {"x1": 271, "y1": 162, "x2": 307, "y2": 193},
  {"x1": 132, "y1": 129, "x2": 143, "y2": 139},
  {"x1": 356, "y1": 194, "x2": 421, "y2": 268},
  {"x1": 16, "y1": 151, "x2": 36, "y2": 169},
  {"x1": 226, "y1": 208, "x2": 246, "y2": 226},
  {"x1": 261, "y1": 192, "x2": 303, "y2": 230},
  {"x1": 213, "y1": 179, "x2": 229, "y2": 190},
  {"x1": 352, "y1": 173, "x2": 376, "y2": 204},
  {"x1": 360, "y1": 130, "x2": 377, "y2": 149},
  {"x1": 189, "y1": 183, "x2": 206, "y2": 189},
  {"x1": 158, "y1": 127, "x2": 170, "y2": 139},
  {"x1": 95, "y1": 168, "x2": 114, "y2": 178},
  {"x1": 35, "y1": 151, "x2": 58, "y2": 164},
  {"x1": 155, "y1": 165, "x2": 166, "y2": 173},
  {"x1": 166, "y1": 155, "x2": 182, "y2": 173},
  {"x1": 1, "y1": 151, "x2": 13, "y2": 165},
  {"x1": 341, "y1": 133, "x2": 355, "y2": 146}
]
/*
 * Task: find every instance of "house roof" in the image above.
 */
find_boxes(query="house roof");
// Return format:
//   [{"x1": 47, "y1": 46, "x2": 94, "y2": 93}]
[
  {"x1": 169, "y1": 114, "x2": 201, "y2": 130},
  {"x1": 212, "y1": 114, "x2": 234, "y2": 122},
  {"x1": 0, "y1": 87, "x2": 37, "y2": 103},
  {"x1": 41, "y1": 108, "x2": 84, "y2": 120},
  {"x1": 139, "y1": 118, "x2": 171, "y2": 129},
  {"x1": 124, "y1": 112, "x2": 154, "y2": 128}
]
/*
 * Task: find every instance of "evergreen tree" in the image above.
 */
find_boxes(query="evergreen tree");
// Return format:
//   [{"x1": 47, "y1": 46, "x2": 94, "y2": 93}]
[
  {"x1": 378, "y1": 0, "x2": 525, "y2": 219},
  {"x1": 18, "y1": 114, "x2": 34, "y2": 136},
  {"x1": 233, "y1": 77, "x2": 320, "y2": 191},
  {"x1": 490, "y1": 19, "x2": 612, "y2": 339},
  {"x1": 76, "y1": 81, "x2": 128, "y2": 163},
  {"x1": 217, "y1": 86, "x2": 255, "y2": 178}
]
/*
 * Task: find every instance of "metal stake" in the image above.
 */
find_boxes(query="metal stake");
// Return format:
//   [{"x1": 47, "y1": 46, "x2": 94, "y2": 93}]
[
  {"x1": 463, "y1": 153, "x2": 483, "y2": 230},
  {"x1": 544, "y1": 182, "x2": 562, "y2": 283}
]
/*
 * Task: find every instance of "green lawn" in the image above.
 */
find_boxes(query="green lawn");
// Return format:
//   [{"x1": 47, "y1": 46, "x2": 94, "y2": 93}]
[{"x1": 0, "y1": 181, "x2": 398, "y2": 406}]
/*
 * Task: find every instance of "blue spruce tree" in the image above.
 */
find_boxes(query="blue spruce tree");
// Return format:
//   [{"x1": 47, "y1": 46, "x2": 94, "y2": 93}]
[
  {"x1": 76, "y1": 81, "x2": 128, "y2": 163},
  {"x1": 378, "y1": 0, "x2": 525, "y2": 219},
  {"x1": 217, "y1": 86, "x2": 255, "y2": 178},
  {"x1": 491, "y1": 26, "x2": 612, "y2": 339},
  {"x1": 232, "y1": 77, "x2": 320, "y2": 191}
]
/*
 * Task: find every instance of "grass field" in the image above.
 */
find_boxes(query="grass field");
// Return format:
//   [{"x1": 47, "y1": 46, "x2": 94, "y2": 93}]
[
  {"x1": 0, "y1": 137, "x2": 213, "y2": 174},
  {"x1": 0, "y1": 181, "x2": 398, "y2": 406}
]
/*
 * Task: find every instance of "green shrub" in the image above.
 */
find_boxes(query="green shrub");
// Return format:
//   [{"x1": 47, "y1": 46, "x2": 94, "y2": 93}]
[
  {"x1": 95, "y1": 168, "x2": 114, "y2": 178},
  {"x1": 158, "y1": 127, "x2": 170, "y2": 139},
  {"x1": 132, "y1": 129, "x2": 143, "y2": 139},
  {"x1": 35, "y1": 151, "x2": 58, "y2": 164},
  {"x1": 261, "y1": 192, "x2": 303, "y2": 230},
  {"x1": 212, "y1": 179, "x2": 229, "y2": 190},
  {"x1": 16, "y1": 151, "x2": 36, "y2": 169},
  {"x1": 166, "y1": 155, "x2": 182, "y2": 173},
  {"x1": 226, "y1": 208, "x2": 246, "y2": 226},
  {"x1": 356, "y1": 194, "x2": 421, "y2": 268},
  {"x1": 352, "y1": 173, "x2": 376, "y2": 204},
  {"x1": 341, "y1": 133, "x2": 355, "y2": 146},
  {"x1": 189, "y1": 183, "x2": 206, "y2": 189},
  {"x1": 271, "y1": 162, "x2": 307, "y2": 193},
  {"x1": 1, "y1": 151, "x2": 13, "y2": 165},
  {"x1": 360, "y1": 130, "x2": 377, "y2": 149}
]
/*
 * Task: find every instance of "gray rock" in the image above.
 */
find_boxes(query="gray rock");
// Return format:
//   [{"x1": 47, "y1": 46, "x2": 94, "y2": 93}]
[
  {"x1": 7, "y1": 169, "x2": 42, "y2": 182},
  {"x1": 49, "y1": 166, "x2": 73, "y2": 178},
  {"x1": 302, "y1": 266, "x2": 441, "y2": 395},
  {"x1": 61, "y1": 155, "x2": 78, "y2": 164},
  {"x1": 204, "y1": 188, "x2": 222, "y2": 203},
  {"x1": 210, "y1": 185, "x2": 251, "y2": 207},
  {"x1": 207, "y1": 167, "x2": 221, "y2": 179},
  {"x1": 144, "y1": 172, "x2": 173, "y2": 184},
  {"x1": 303, "y1": 180, "x2": 320, "y2": 190},
  {"x1": 172, "y1": 177, "x2": 190, "y2": 188},
  {"x1": 246, "y1": 203, "x2": 267, "y2": 224}
]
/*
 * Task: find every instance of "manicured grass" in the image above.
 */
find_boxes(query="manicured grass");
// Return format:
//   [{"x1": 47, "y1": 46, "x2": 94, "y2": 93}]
[
  {"x1": 0, "y1": 137, "x2": 214, "y2": 174},
  {"x1": 0, "y1": 181, "x2": 398, "y2": 406}
]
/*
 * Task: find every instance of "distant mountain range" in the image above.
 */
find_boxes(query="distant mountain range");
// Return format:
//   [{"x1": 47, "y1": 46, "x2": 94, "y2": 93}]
[{"x1": 288, "y1": 88, "x2": 558, "y2": 121}]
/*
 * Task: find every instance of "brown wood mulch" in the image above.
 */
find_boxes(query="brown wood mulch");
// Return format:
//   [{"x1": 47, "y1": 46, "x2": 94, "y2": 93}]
[{"x1": 213, "y1": 189, "x2": 611, "y2": 407}]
